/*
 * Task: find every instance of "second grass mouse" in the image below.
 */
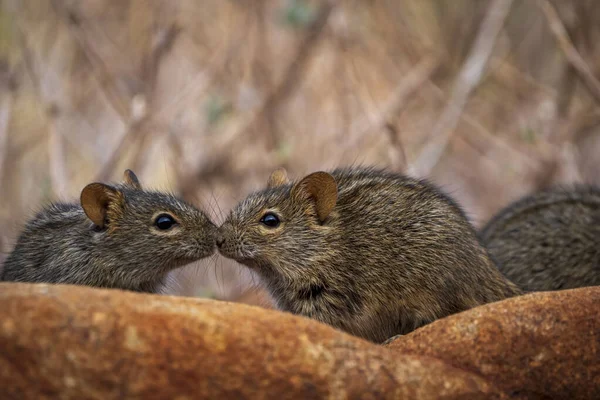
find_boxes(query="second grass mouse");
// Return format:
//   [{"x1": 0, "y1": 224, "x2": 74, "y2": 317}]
[{"x1": 1, "y1": 170, "x2": 217, "y2": 293}]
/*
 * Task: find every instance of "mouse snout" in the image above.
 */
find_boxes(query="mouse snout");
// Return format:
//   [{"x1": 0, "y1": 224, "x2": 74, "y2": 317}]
[{"x1": 215, "y1": 232, "x2": 225, "y2": 248}]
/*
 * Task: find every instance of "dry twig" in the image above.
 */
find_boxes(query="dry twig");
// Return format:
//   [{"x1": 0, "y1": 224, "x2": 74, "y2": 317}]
[
  {"x1": 0, "y1": 70, "x2": 13, "y2": 188},
  {"x1": 46, "y1": 106, "x2": 69, "y2": 197},
  {"x1": 538, "y1": 0, "x2": 600, "y2": 105},
  {"x1": 409, "y1": 0, "x2": 514, "y2": 177},
  {"x1": 51, "y1": 1, "x2": 182, "y2": 182},
  {"x1": 426, "y1": 81, "x2": 538, "y2": 168},
  {"x1": 342, "y1": 54, "x2": 441, "y2": 152},
  {"x1": 95, "y1": 24, "x2": 181, "y2": 182},
  {"x1": 569, "y1": 109, "x2": 600, "y2": 145},
  {"x1": 50, "y1": 0, "x2": 130, "y2": 120},
  {"x1": 11, "y1": 13, "x2": 71, "y2": 197},
  {"x1": 179, "y1": 1, "x2": 336, "y2": 189},
  {"x1": 232, "y1": 0, "x2": 334, "y2": 149}
]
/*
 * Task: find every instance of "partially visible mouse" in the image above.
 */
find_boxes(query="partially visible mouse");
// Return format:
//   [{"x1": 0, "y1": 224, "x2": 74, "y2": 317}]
[
  {"x1": 480, "y1": 185, "x2": 600, "y2": 292},
  {"x1": 216, "y1": 166, "x2": 522, "y2": 343},
  {"x1": 1, "y1": 169, "x2": 216, "y2": 293}
]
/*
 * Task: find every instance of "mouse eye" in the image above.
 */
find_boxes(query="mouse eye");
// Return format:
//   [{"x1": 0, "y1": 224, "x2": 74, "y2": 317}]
[
  {"x1": 260, "y1": 212, "x2": 280, "y2": 228},
  {"x1": 155, "y1": 214, "x2": 177, "y2": 230}
]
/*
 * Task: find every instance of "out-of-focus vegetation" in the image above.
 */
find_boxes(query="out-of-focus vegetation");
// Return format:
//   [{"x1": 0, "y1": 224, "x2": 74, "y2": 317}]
[{"x1": 1, "y1": 0, "x2": 599, "y2": 306}]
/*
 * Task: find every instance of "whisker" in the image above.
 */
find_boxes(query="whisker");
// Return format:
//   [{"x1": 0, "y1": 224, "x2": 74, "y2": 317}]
[
  {"x1": 209, "y1": 189, "x2": 226, "y2": 224},
  {"x1": 212, "y1": 255, "x2": 223, "y2": 298}
]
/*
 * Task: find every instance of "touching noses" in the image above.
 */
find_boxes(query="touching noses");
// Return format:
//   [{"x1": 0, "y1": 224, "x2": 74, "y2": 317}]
[{"x1": 215, "y1": 232, "x2": 225, "y2": 248}]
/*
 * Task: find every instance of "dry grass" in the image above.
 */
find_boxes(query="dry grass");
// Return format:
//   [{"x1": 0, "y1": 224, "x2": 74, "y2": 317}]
[{"x1": 1, "y1": 0, "x2": 600, "y2": 306}]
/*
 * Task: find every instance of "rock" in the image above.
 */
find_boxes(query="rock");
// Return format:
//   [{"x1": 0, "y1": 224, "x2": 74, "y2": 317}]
[
  {"x1": 385, "y1": 287, "x2": 600, "y2": 399},
  {"x1": 0, "y1": 282, "x2": 509, "y2": 399},
  {"x1": 229, "y1": 286, "x2": 274, "y2": 309}
]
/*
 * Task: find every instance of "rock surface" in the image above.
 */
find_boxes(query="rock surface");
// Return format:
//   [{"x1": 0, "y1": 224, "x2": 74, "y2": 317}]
[
  {"x1": 1, "y1": 283, "x2": 598, "y2": 399},
  {"x1": 0, "y1": 282, "x2": 508, "y2": 399},
  {"x1": 385, "y1": 287, "x2": 600, "y2": 399}
]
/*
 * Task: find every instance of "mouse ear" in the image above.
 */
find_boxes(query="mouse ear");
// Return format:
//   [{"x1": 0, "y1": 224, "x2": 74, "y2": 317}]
[
  {"x1": 267, "y1": 167, "x2": 290, "y2": 188},
  {"x1": 291, "y1": 171, "x2": 338, "y2": 222},
  {"x1": 122, "y1": 169, "x2": 142, "y2": 189},
  {"x1": 80, "y1": 183, "x2": 124, "y2": 228}
]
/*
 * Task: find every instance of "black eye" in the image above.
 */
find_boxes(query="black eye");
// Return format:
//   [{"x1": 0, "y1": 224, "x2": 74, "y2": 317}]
[
  {"x1": 260, "y1": 212, "x2": 280, "y2": 228},
  {"x1": 155, "y1": 214, "x2": 177, "y2": 230}
]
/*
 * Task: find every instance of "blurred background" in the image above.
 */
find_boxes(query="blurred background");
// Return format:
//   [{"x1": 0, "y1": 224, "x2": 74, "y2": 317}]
[{"x1": 1, "y1": 0, "x2": 599, "y2": 307}]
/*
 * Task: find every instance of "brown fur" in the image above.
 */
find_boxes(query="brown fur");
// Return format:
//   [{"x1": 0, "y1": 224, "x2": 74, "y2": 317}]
[
  {"x1": 217, "y1": 166, "x2": 522, "y2": 343},
  {"x1": 480, "y1": 185, "x2": 600, "y2": 292},
  {"x1": 1, "y1": 170, "x2": 216, "y2": 293}
]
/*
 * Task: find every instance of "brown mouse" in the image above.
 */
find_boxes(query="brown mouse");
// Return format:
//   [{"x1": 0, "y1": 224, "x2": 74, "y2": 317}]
[
  {"x1": 1, "y1": 170, "x2": 216, "y2": 293},
  {"x1": 216, "y1": 166, "x2": 522, "y2": 343},
  {"x1": 480, "y1": 184, "x2": 600, "y2": 292}
]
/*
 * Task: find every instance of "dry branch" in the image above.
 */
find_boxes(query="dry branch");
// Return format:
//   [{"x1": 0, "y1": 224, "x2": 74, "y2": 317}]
[
  {"x1": 0, "y1": 83, "x2": 12, "y2": 189},
  {"x1": 426, "y1": 81, "x2": 538, "y2": 168},
  {"x1": 11, "y1": 13, "x2": 71, "y2": 197},
  {"x1": 50, "y1": 0, "x2": 130, "y2": 120},
  {"x1": 569, "y1": 109, "x2": 600, "y2": 145},
  {"x1": 385, "y1": 124, "x2": 407, "y2": 171},
  {"x1": 51, "y1": 1, "x2": 181, "y2": 182},
  {"x1": 342, "y1": 54, "x2": 442, "y2": 152},
  {"x1": 50, "y1": 0, "x2": 136, "y2": 182},
  {"x1": 224, "y1": 0, "x2": 335, "y2": 151},
  {"x1": 47, "y1": 108, "x2": 69, "y2": 197},
  {"x1": 538, "y1": 0, "x2": 600, "y2": 106},
  {"x1": 95, "y1": 112, "x2": 146, "y2": 182},
  {"x1": 94, "y1": 24, "x2": 181, "y2": 182},
  {"x1": 254, "y1": 0, "x2": 334, "y2": 148},
  {"x1": 179, "y1": 1, "x2": 336, "y2": 189},
  {"x1": 409, "y1": 0, "x2": 514, "y2": 178},
  {"x1": 142, "y1": 25, "x2": 181, "y2": 104}
]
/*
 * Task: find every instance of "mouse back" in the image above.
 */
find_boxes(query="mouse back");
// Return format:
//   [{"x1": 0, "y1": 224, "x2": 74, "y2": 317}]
[{"x1": 480, "y1": 185, "x2": 600, "y2": 291}]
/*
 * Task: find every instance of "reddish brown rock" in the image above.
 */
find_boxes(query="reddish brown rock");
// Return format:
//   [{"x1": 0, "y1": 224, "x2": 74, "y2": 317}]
[
  {"x1": 230, "y1": 286, "x2": 274, "y2": 309},
  {"x1": 386, "y1": 287, "x2": 600, "y2": 399},
  {"x1": 0, "y1": 282, "x2": 508, "y2": 399}
]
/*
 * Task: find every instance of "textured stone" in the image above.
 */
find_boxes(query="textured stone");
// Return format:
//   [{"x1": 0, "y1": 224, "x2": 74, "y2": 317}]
[
  {"x1": 0, "y1": 282, "x2": 508, "y2": 399},
  {"x1": 385, "y1": 287, "x2": 600, "y2": 399}
]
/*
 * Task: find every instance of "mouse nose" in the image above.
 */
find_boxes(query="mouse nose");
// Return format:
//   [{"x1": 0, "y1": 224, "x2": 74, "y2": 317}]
[{"x1": 216, "y1": 234, "x2": 225, "y2": 248}]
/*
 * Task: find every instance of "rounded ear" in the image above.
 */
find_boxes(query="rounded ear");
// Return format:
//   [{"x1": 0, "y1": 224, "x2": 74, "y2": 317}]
[
  {"x1": 123, "y1": 169, "x2": 142, "y2": 189},
  {"x1": 80, "y1": 183, "x2": 122, "y2": 228},
  {"x1": 291, "y1": 171, "x2": 338, "y2": 223},
  {"x1": 267, "y1": 167, "x2": 290, "y2": 188}
]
